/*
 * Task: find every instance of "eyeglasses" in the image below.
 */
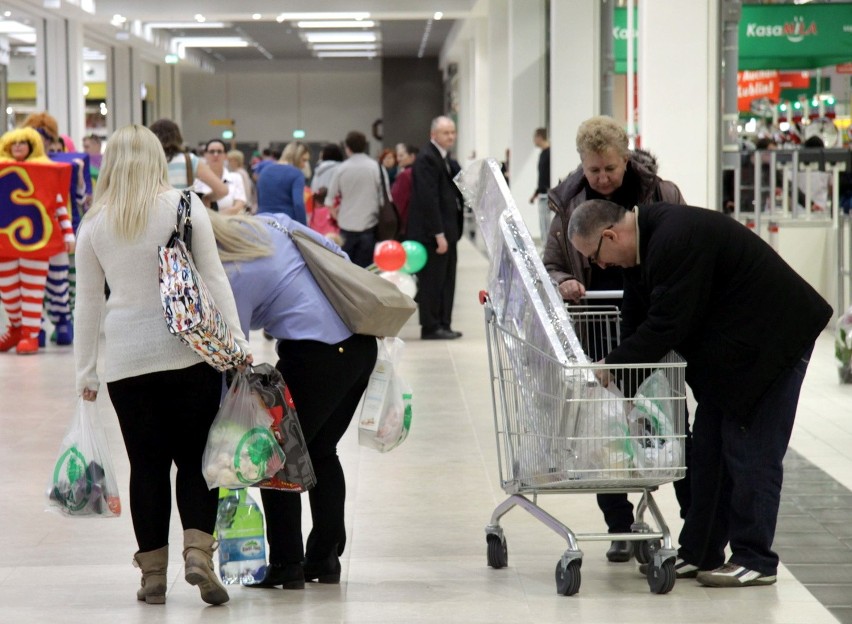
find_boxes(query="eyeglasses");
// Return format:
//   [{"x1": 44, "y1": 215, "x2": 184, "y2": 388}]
[
  {"x1": 588, "y1": 224, "x2": 614, "y2": 265},
  {"x1": 206, "y1": 149, "x2": 225, "y2": 155}
]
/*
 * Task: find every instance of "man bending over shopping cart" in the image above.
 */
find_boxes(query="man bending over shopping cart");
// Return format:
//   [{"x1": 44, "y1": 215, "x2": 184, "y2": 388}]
[{"x1": 568, "y1": 199, "x2": 831, "y2": 588}]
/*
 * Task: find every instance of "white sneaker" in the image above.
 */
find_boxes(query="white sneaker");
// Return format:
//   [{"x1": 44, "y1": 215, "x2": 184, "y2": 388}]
[{"x1": 697, "y1": 562, "x2": 777, "y2": 587}]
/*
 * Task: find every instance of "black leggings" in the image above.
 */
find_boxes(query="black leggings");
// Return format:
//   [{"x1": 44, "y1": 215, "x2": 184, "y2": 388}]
[
  {"x1": 107, "y1": 363, "x2": 222, "y2": 552},
  {"x1": 260, "y1": 333, "x2": 377, "y2": 565}
]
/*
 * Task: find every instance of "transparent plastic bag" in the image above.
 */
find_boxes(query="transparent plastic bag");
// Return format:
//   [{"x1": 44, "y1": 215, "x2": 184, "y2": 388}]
[
  {"x1": 358, "y1": 337, "x2": 413, "y2": 452},
  {"x1": 836, "y1": 305, "x2": 852, "y2": 383},
  {"x1": 573, "y1": 384, "x2": 632, "y2": 480},
  {"x1": 46, "y1": 398, "x2": 122, "y2": 517},
  {"x1": 202, "y1": 371, "x2": 286, "y2": 489},
  {"x1": 627, "y1": 370, "x2": 681, "y2": 477}
]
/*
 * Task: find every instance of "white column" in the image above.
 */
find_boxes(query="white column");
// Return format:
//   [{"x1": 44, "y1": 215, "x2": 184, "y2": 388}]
[
  {"x1": 487, "y1": 0, "x2": 510, "y2": 168},
  {"x1": 36, "y1": 15, "x2": 85, "y2": 143},
  {"x1": 508, "y1": 0, "x2": 546, "y2": 230},
  {"x1": 108, "y1": 45, "x2": 143, "y2": 132},
  {"x1": 638, "y1": 0, "x2": 719, "y2": 209},
  {"x1": 550, "y1": 1, "x2": 600, "y2": 183}
]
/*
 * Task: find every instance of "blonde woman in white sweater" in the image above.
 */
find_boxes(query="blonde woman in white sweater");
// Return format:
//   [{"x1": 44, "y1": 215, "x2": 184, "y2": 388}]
[{"x1": 74, "y1": 125, "x2": 251, "y2": 606}]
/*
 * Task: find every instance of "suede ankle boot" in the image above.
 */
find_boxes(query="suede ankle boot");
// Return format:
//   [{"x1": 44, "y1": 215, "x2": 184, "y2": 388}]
[
  {"x1": 182, "y1": 529, "x2": 229, "y2": 605},
  {"x1": 133, "y1": 546, "x2": 168, "y2": 605}
]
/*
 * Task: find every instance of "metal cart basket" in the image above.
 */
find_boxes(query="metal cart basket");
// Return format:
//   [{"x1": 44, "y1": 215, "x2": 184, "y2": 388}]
[{"x1": 481, "y1": 293, "x2": 687, "y2": 596}]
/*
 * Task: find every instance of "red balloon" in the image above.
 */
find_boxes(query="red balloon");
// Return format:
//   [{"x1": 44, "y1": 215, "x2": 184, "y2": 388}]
[{"x1": 373, "y1": 240, "x2": 406, "y2": 271}]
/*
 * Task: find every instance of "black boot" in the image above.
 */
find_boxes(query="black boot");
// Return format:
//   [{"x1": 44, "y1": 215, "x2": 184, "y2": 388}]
[
  {"x1": 302, "y1": 551, "x2": 341, "y2": 584},
  {"x1": 244, "y1": 562, "x2": 305, "y2": 590},
  {"x1": 606, "y1": 540, "x2": 633, "y2": 563}
]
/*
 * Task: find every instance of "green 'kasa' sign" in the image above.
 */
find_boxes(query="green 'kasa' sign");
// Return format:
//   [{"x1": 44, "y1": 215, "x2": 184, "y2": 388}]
[
  {"x1": 613, "y1": 4, "x2": 852, "y2": 73},
  {"x1": 739, "y1": 4, "x2": 852, "y2": 70}
]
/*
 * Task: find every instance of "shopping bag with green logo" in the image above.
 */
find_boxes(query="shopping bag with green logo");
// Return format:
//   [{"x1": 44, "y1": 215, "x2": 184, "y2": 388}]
[
  {"x1": 46, "y1": 398, "x2": 122, "y2": 517},
  {"x1": 202, "y1": 370, "x2": 286, "y2": 489},
  {"x1": 358, "y1": 337, "x2": 413, "y2": 453}
]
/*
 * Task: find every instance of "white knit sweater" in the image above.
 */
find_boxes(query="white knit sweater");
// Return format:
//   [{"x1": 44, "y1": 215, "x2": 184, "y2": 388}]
[{"x1": 74, "y1": 189, "x2": 250, "y2": 394}]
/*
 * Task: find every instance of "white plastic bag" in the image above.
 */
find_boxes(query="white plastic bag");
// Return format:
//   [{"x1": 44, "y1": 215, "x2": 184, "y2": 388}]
[
  {"x1": 836, "y1": 305, "x2": 852, "y2": 383},
  {"x1": 572, "y1": 383, "x2": 632, "y2": 480},
  {"x1": 202, "y1": 371, "x2": 286, "y2": 489},
  {"x1": 627, "y1": 370, "x2": 682, "y2": 477},
  {"x1": 46, "y1": 399, "x2": 122, "y2": 517},
  {"x1": 358, "y1": 337, "x2": 412, "y2": 452}
]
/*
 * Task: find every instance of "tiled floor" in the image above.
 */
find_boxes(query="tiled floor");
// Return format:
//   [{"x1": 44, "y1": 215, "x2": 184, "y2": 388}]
[{"x1": 0, "y1": 238, "x2": 849, "y2": 623}]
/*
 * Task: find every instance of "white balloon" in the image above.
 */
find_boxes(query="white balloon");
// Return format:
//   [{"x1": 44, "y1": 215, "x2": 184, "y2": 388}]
[{"x1": 379, "y1": 271, "x2": 417, "y2": 298}]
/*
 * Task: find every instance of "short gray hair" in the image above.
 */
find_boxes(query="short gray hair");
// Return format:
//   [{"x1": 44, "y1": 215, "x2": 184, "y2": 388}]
[
  {"x1": 431, "y1": 115, "x2": 454, "y2": 132},
  {"x1": 567, "y1": 199, "x2": 628, "y2": 240}
]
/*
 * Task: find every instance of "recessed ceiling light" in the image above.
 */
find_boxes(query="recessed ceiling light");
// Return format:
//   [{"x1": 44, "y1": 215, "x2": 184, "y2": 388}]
[
  {"x1": 111, "y1": 14, "x2": 127, "y2": 26},
  {"x1": 252, "y1": 14, "x2": 262, "y2": 20},
  {"x1": 277, "y1": 12, "x2": 370, "y2": 22},
  {"x1": 194, "y1": 14, "x2": 206, "y2": 23},
  {"x1": 310, "y1": 43, "x2": 378, "y2": 51},
  {"x1": 146, "y1": 22, "x2": 229, "y2": 29},
  {"x1": 316, "y1": 51, "x2": 377, "y2": 59},
  {"x1": 173, "y1": 37, "x2": 249, "y2": 48},
  {"x1": 434, "y1": 12, "x2": 444, "y2": 20},
  {"x1": 297, "y1": 20, "x2": 376, "y2": 29},
  {"x1": 3, "y1": 11, "x2": 11, "y2": 17},
  {"x1": 304, "y1": 32, "x2": 377, "y2": 43}
]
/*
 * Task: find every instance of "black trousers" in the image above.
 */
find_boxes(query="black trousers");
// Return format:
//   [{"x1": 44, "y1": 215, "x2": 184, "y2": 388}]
[
  {"x1": 416, "y1": 241, "x2": 457, "y2": 333},
  {"x1": 678, "y1": 347, "x2": 812, "y2": 575},
  {"x1": 340, "y1": 228, "x2": 376, "y2": 269},
  {"x1": 107, "y1": 363, "x2": 222, "y2": 552},
  {"x1": 260, "y1": 333, "x2": 377, "y2": 565}
]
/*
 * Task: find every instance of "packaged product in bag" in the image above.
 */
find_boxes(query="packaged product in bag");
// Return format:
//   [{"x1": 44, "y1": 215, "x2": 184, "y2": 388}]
[
  {"x1": 627, "y1": 370, "x2": 681, "y2": 477},
  {"x1": 47, "y1": 399, "x2": 122, "y2": 517},
  {"x1": 216, "y1": 488, "x2": 267, "y2": 584},
  {"x1": 202, "y1": 371, "x2": 286, "y2": 489},
  {"x1": 572, "y1": 383, "x2": 632, "y2": 480},
  {"x1": 247, "y1": 364, "x2": 317, "y2": 493},
  {"x1": 358, "y1": 337, "x2": 413, "y2": 452}
]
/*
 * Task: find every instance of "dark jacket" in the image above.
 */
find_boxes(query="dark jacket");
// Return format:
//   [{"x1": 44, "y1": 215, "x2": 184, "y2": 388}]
[
  {"x1": 407, "y1": 142, "x2": 464, "y2": 246},
  {"x1": 543, "y1": 151, "x2": 685, "y2": 288},
  {"x1": 606, "y1": 203, "x2": 832, "y2": 424}
]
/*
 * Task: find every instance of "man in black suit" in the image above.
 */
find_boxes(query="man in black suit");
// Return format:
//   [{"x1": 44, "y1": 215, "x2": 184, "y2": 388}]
[
  {"x1": 407, "y1": 116, "x2": 465, "y2": 340},
  {"x1": 568, "y1": 199, "x2": 831, "y2": 588}
]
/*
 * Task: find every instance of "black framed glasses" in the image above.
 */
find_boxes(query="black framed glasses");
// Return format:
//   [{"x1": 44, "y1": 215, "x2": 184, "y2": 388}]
[{"x1": 588, "y1": 224, "x2": 614, "y2": 265}]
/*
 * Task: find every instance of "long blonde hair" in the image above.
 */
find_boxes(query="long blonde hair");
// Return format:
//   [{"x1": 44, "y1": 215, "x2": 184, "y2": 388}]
[
  {"x1": 89, "y1": 124, "x2": 170, "y2": 240},
  {"x1": 206, "y1": 209, "x2": 274, "y2": 263}
]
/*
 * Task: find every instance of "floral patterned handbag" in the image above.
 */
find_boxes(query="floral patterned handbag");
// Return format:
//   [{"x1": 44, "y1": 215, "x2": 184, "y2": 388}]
[{"x1": 158, "y1": 190, "x2": 245, "y2": 371}]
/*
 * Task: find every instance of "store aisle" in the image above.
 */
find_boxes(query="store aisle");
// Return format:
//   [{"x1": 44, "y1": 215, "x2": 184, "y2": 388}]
[{"x1": 0, "y1": 237, "x2": 845, "y2": 623}]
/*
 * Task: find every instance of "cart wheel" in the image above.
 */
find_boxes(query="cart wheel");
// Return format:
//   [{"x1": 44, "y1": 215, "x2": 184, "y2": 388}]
[
  {"x1": 486, "y1": 534, "x2": 508, "y2": 569},
  {"x1": 635, "y1": 539, "x2": 661, "y2": 565},
  {"x1": 646, "y1": 558, "x2": 676, "y2": 594},
  {"x1": 555, "y1": 559, "x2": 581, "y2": 596}
]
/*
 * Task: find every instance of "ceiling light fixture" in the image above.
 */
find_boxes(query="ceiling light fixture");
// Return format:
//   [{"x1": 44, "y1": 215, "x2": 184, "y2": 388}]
[
  {"x1": 252, "y1": 14, "x2": 262, "y2": 20},
  {"x1": 146, "y1": 22, "x2": 228, "y2": 29},
  {"x1": 194, "y1": 14, "x2": 206, "y2": 23},
  {"x1": 304, "y1": 32, "x2": 377, "y2": 43},
  {"x1": 310, "y1": 43, "x2": 379, "y2": 51},
  {"x1": 417, "y1": 18, "x2": 434, "y2": 58},
  {"x1": 111, "y1": 14, "x2": 127, "y2": 26},
  {"x1": 277, "y1": 12, "x2": 370, "y2": 23},
  {"x1": 173, "y1": 37, "x2": 249, "y2": 48},
  {"x1": 316, "y1": 51, "x2": 377, "y2": 59},
  {"x1": 4, "y1": 11, "x2": 12, "y2": 17},
  {"x1": 434, "y1": 12, "x2": 444, "y2": 20},
  {"x1": 297, "y1": 20, "x2": 376, "y2": 29}
]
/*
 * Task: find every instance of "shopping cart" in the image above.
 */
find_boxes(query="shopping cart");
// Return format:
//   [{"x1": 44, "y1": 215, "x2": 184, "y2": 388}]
[{"x1": 480, "y1": 290, "x2": 687, "y2": 596}]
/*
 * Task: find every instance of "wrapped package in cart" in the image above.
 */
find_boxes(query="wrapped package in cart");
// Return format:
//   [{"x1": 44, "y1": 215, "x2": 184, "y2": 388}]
[
  {"x1": 628, "y1": 370, "x2": 682, "y2": 478},
  {"x1": 572, "y1": 384, "x2": 633, "y2": 480}
]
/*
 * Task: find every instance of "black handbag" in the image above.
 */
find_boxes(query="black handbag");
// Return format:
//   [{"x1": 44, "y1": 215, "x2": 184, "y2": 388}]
[{"x1": 376, "y1": 162, "x2": 401, "y2": 241}]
